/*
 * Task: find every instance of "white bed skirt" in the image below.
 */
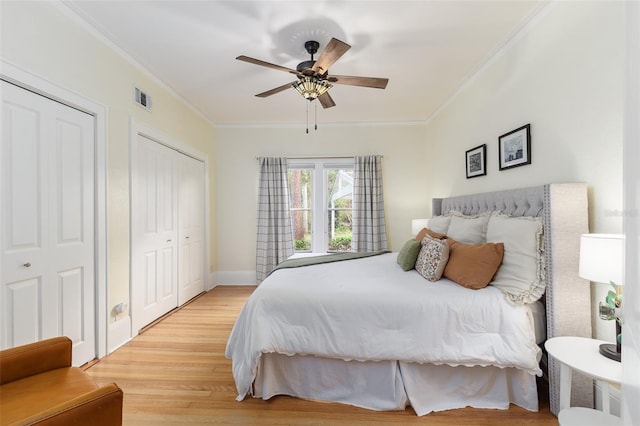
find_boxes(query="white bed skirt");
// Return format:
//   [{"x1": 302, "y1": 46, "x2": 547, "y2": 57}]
[{"x1": 254, "y1": 353, "x2": 539, "y2": 416}]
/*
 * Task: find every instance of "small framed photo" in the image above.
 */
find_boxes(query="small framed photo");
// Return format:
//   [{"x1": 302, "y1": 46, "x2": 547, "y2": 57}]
[
  {"x1": 498, "y1": 124, "x2": 531, "y2": 170},
  {"x1": 465, "y1": 144, "x2": 486, "y2": 179}
]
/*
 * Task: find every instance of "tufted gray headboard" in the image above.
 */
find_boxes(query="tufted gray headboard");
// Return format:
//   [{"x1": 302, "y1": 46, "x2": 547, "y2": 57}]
[
  {"x1": 433, "y1": 186, "x2": 545, "y2": 218},
  {"x1": 433, "y1": 183, "x2": 591, "y2": 416}
]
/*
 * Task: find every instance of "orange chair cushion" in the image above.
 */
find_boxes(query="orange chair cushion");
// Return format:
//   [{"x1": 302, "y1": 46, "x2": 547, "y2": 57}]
[{"x1": 0, "y1": 367, "x2": 98, "y2": 425}]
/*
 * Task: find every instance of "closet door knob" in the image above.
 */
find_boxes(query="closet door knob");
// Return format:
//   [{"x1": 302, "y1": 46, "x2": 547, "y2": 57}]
[{"x1": 23, "y1": 262, "x2": 32, "y2": 268}]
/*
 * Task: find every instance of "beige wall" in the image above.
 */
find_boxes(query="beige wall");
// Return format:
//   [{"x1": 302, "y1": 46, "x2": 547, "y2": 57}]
[
  {"x1": 1, "y1": 2, "x2": 217, "y2": 322},
  {"x1": 214, "y1": 124, "x2": 428, "y2": 277},
  {"x1": 421, "y1": 1, "x2": 625, "y2": 341},
  {"x1": 424, "y1": 1, "x2": 624, "y2": 234}
]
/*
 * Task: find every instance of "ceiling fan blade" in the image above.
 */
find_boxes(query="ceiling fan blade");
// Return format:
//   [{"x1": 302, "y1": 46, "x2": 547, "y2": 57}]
[
  {"x1": 311, "y1": 38, "x2": 351, "y2": 75},
  {"x1": 328, "y1": 74, "x2": 389, "y2": 89},
  {"x1": 236, "y1": 55, "x2": 300, "y2": 75},
  {"x1": 318, "y1": 92, "x2": 336, "y2": 109},
  {"x1": 255, "y1": 81, "x2": 297, "y2": 98}
]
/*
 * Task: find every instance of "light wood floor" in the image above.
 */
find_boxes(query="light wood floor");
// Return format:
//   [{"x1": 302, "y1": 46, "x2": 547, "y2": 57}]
[{"x1": 86, "y1": 285, "x2": 559, "y2": 425}]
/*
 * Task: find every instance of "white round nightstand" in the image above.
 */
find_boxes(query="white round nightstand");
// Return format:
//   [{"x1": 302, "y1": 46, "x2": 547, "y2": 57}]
[
  {"x1": 558, "y1": 407, "x2": 620, "y2": 426},
  {"x1": 545, "y1": 336, "x2": 622, "y2": 426}
]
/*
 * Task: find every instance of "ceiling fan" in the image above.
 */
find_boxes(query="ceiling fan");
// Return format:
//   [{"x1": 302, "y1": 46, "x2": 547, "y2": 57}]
[{"x1": 236, "y1": 38, "x2": 389, "y2": 109}]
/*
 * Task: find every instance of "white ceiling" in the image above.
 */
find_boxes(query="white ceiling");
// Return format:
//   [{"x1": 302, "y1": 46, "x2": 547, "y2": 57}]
[{"x1": 62, "y1": 1, "x2": 548, "y2": 126}]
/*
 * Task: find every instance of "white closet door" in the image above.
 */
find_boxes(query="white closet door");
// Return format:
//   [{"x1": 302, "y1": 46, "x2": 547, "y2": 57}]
[
  {"x1": 0, "y1": 81, "x2": 96, "y2": 365},
  {"x1": 178, "y1": 155, "x2": 205, "y2": 305},
  {"x1": 131, "y1": 135, "x2": 178, "y2": 333}
]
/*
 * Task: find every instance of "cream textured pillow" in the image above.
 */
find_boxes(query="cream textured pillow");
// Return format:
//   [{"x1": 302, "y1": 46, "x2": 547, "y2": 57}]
[
  {"x1": 443, "y1": 239, "x2": 504, "y2": 289},
  {"x1": 415, "y1": 236, "x2": 450, "y2": 282},
  {"x1": 446, "y1": 212, "x2": 490, "y2": 244},
  {"x1": 486, "y1": 214, "x2": 544, "y2": 304},
  {"x1": 426, "y1": 215, "x2": 451, "y2": 235}
]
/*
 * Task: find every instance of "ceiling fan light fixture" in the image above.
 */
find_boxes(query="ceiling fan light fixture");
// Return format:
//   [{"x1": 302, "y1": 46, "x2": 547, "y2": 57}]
[{"x1": 292, "y1": 77, "x2": 332, "y2": 100}]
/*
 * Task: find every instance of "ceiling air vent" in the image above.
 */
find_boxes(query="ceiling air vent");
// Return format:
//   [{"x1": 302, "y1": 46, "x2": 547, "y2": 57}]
[{"x1": 133, "y1": 86, "x2": 152, "y2": 111}]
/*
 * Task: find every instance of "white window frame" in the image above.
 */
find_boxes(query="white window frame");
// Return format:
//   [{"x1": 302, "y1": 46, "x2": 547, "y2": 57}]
[{"x1": 288, "y1": 158, "x2": 354, "y2": 253}]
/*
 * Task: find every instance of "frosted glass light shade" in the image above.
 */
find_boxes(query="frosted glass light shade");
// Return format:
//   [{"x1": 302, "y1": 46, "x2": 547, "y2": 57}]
[
  {"x1": 411, "y1": 218, "x2": 430, "y2": 236},
  {"x1": 578, "y1": 233, "x2": 624, "y2": 285}
]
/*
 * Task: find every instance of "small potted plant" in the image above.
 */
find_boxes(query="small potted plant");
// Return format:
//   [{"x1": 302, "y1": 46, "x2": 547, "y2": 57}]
[{"x1": 600, "y1": 281, "x2": 623, "y2": 351}]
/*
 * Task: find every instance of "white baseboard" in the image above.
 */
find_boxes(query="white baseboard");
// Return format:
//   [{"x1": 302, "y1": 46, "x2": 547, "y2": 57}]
[
  {"x1": 213, "y1": 270, "x2": 257, "y2": 286},
  {"x1": 108, "y1": 315, "x2": 132, "y2": 354}
]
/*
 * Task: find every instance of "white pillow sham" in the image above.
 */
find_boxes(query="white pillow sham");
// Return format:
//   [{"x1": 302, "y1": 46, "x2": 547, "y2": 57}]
[
  {"x1": 486, "y1": 213, "x2": 544, "y2": 304},
  {"x1": 427, "y1": 215, "x2": 451, "y2": 235},
  {"x1": 445, "y1": 212, "x2": 490, "y2": 244}
]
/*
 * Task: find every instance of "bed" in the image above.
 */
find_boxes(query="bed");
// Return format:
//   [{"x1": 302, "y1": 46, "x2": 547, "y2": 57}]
[{"x1": 226, "y1": 183, "x2": 592, "y2": 416}]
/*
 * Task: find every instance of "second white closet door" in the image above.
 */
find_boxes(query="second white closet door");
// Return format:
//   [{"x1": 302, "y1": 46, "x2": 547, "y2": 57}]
[
  {"x1": 178, "y1": 154, "x2": 205, "y2": 305},
  {"x1": 132, "y1": 135, "x2": 179, "y2": 333},
  {"x1": 132, "y1": 134, "x2": 206, "y2": 333}
]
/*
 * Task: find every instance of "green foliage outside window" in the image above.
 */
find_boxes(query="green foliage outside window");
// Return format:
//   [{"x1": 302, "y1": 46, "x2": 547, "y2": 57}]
[
  {"x1": 329, "y1": 235, "x2": 352, "y2": 251},
  {"x1": 295, "y1": 237, "x2": 311, "y2": 251}
]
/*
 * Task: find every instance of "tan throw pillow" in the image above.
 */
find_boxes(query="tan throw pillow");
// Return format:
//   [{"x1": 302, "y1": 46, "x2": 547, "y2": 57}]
[
  {"x1": 414, "y1": 227, "x2": 447, "y2": 242},
  {"x1": 415, "y1": 236, "x2": 450, "y2": 281},
  {"x1": 443, "y1": 239, "x2": 504, "y2": 289}
]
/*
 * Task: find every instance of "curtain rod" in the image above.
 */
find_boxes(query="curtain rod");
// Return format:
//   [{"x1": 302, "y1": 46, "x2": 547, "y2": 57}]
[{"x1": 256, "y1": 155, "x2": 383, "y2": 160}]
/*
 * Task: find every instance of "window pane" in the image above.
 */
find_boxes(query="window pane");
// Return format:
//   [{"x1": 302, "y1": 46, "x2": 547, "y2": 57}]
[
  {"x1": 326, "y1": 168, "x2": 353, "y2": 252},
  {"x1": 288, "y1": 168, "x2": 312, "y2": 252},
  {"x1": 291, "y1": 210, "x2": 312, "y2": 251}
]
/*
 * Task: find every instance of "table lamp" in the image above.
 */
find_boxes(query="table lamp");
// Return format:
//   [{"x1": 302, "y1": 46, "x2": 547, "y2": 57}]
[
  {"x1": 578, "y1": 233, "x2": 624, "y2": 362},
  {"x1": 411, "y1": 219, "x2": 430, "y2": 236}
]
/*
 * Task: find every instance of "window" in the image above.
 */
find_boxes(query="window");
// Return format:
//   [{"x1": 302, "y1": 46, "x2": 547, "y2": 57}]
[{"x1": 288, "y1": 158, "x2": 354, "y2": 253}]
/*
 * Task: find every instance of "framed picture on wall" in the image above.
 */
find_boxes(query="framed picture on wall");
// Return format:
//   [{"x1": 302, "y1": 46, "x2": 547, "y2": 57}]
[
  {"x1": 499, "y1": 124, "x2": 531, "y2": 170},
  {"x1": 465, "y1": 144, "x2": 487, "y2": 179}
]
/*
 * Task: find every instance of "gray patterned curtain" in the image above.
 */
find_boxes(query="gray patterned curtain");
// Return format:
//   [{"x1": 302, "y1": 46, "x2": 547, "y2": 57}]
[
  {"x1": 352, "y1": 155, "x2": 388, "y2": 252},
  {"x1": 255, "y1": 157, "x2": 294, "y2": 283}
]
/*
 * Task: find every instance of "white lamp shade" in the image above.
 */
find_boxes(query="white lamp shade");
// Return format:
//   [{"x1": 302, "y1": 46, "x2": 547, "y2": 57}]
[
  {"x1": 579, "y1": 233, "x2": 624, "y2": 285},
  {"x1": 411, "y1": 218, "x2": 430, "y2": 236}
]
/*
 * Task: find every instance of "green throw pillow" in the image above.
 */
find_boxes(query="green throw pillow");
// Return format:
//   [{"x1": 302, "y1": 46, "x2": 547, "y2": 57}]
[{"x1": 397, "y1": 239, "x2": 422, "y2": 271}]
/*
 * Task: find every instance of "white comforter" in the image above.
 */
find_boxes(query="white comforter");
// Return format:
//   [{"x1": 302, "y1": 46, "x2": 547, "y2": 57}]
[{"x1": 225, "y1": 253, "x2": 542, "y2": 400}]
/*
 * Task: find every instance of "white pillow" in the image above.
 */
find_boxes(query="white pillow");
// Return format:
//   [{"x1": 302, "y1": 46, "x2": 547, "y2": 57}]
[
  {"x1": 427, "y1": 215, "x2": 451, "y2": 235},
  {"x1": 446, "y1": 212, "x2": 490, "y2": 244},
  {"x1": 486, "y1": 213, "x2": 544, "y2": 304}
]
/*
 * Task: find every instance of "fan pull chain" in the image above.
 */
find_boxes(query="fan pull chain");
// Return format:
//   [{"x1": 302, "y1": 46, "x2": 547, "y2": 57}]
[
  {"x1": 306, "y1": 101, "x2": 309, "y2": 134},
  {"x1": 315, "y1": 101, "x2": 318, "y2": 131}
]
